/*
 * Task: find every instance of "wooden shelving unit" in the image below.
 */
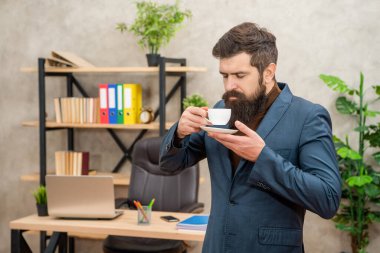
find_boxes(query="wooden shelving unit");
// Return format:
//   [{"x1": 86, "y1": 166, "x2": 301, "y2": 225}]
[{"x1": 23, "y1": 57, "x2": 206, "y2": 186}]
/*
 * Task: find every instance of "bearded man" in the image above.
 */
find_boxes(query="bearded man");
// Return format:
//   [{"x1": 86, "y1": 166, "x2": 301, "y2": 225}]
[{"x1": 160, "y1": 22, "x2": 341, "y2": 253}]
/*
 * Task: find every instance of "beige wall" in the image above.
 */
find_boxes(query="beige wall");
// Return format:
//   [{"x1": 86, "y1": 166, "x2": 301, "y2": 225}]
[{"x1": 1, "y1": 0, "x2": 380, "y2": 252}]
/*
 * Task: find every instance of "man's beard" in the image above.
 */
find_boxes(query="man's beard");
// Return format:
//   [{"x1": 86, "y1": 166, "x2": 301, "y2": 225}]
[{"x1": 222, "y1": 85, "x2": 268, "y2": 128}]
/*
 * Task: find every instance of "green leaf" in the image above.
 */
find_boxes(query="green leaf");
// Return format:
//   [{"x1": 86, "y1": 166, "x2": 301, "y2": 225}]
[
  {"x1": 368, "y1": 212, "x2": 380, "y2": 222},
  {"x1": 336, "y1": 96, "x2": 358, "y2": 115},
  {"x1": 33, "y1": 185, "x2": 47, "y2": 205},
  {"x1": 337, "y1": 146, "x2": 362, "y2": 160},
  {"x1": 364, "y1": 183, "x2": 380, "y2": 198},
  {"x1": 364, "y1": 124, "x2": 380, "y2": 147},
  {"x1": 373, "y1": 152, "x2": 380, "y2": 165},
  {"x1": 335, "y1": 223, "x2": 356, "y2": 232},
  {"x1": 374, "y1": 85, "x2": 380, "y2": 96},
  {"x1": 333, "y1": 135, "x2": 347, "y2": 150},
  {"x1": 319, "y1": 74, "x2": 356, "y2": 94},
  {"x1": 363, "y1": 110, "x2": 380, "y2": 117},
  {"x1": 333, "y1": 135, "x2": 344, "y2": 144},
  {"x1": 354, "y1": 126, "x2": 369, "y2": 132},
  {"x1": 347, "y1": 175, "x2": 373, "y2": 187}
]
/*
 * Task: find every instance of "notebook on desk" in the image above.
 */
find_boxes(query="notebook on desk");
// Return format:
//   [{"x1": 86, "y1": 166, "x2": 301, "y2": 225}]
[{"x1": 46, "y1": 175, "x2": 123, "y2": 219}]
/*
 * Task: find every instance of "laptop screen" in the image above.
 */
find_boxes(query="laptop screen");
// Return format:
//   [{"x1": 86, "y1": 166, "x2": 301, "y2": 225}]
[{"x1": 46, "y1": 175, "x2": 120, "y2": 219}]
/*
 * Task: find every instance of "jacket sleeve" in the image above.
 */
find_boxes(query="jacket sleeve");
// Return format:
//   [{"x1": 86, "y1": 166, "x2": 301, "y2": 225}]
[
  {"x1": 159, "y1": 122, "x2": 207, "y2": 172},
  {"x1": 248, "y1": 105, "x2": 342, "y2": 219}
]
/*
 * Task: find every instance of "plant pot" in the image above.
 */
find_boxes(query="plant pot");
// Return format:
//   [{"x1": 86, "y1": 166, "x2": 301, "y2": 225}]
[
  {"x1": 146, "y1": 54, "x2": 160, "y2": 66},
  {"x1": 36, "y1": 203, "x2": 48, "y2": 216}
]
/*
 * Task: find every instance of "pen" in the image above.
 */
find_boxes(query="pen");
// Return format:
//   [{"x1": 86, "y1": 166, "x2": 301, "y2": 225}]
[
  {"x1": 134, "y1": 200, "x2": 149, "y2": 222},
  {"x1": 148, "y1": 198, "x2": 155, "y2": 208},
  {"x1": 133, "y1": 200, "x2": 139, "y2": 209}
]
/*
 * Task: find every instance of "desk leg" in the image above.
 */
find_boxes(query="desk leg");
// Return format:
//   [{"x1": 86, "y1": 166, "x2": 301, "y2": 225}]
[
  {"x1": 40, "y1": 231, "x2": 47, "y2": 253},
  {"x1": 44, "y1": 232, "x2": 67, "y2": 253},
  {"x1": 45, "y1": 232, "x2": 68, "y2": 253},
  {"x1": 11, "y1": 230, "x2": 32, "y2": 253},
  {"x1": 58, "y1": 232, "x2": 68, "y2": 253},
  {"x1": 69, "y1": 237, "x2": 75, "y2": 253}
]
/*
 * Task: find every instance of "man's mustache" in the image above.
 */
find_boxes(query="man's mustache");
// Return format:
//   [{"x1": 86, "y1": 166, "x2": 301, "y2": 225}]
[{"x1": 222, "y1": 90, "x2": 247, "y2": 103}]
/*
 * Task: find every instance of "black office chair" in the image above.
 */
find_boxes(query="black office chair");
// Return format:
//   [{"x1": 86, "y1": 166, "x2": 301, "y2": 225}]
[{"x1": 103, "y1": 137, "x2": 204, "y2": 253}]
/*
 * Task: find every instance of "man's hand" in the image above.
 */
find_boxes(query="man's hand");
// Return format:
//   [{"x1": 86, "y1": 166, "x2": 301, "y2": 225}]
[
  {"x1": 208, "y1": 120, "x2": 265, "y2": 162},
  {"x1": 177, "y1": 106, "x2": 210, "y2": 139}
]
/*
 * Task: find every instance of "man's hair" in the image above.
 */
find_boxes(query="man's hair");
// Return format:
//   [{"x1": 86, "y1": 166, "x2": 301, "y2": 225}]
[{"x1": 212, "y1": 22, "x2": 278, "y2": 84}]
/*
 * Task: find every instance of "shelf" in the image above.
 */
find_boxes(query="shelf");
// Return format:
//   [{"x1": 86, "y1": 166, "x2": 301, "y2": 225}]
[
  {"x1": 20, "y1": 66, "x2": 207, "y2": 73},
  {"x1": 21, "y1": 171, "x2": 131, "y2": 186},
  {"x1": 22, "y1": 120, "x2": 175, "y2": 130},
  {"x1": 21, "y1": 171, "x2": 205, "y2": 186}
]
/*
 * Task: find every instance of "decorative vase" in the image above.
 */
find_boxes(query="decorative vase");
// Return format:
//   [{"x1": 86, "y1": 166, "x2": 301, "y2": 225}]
[
  {"x1": 36, "y1": 203, "x2": 48, "y2": 216},
  {"x1": 146, "y1": 54, "x2": 160, "y2": 66}
]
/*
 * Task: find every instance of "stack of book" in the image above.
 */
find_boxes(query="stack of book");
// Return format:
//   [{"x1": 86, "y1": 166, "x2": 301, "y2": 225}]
[
  {"x1": 176, "y1": 215, "x2": 209, "y2": 231},
  {"x1": 54, "y1": 97, "x2": 100, "y2": 124},
  {"x1": 55, "y1": 151, "x2": 89, "y2": 176},
  {"x1": 46, "y1": 51, "x2": 95, "y2": 68}
]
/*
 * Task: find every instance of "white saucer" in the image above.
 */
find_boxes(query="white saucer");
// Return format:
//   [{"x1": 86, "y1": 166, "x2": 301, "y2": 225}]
[{"x1": 200, "y1": 126, "x2": 238, "y2": 134}]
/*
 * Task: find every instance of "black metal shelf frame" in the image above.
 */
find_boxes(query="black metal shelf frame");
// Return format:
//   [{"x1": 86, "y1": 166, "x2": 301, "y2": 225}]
[{"x1": 37, "y1": 57, "x2": 187, "y2": 186}]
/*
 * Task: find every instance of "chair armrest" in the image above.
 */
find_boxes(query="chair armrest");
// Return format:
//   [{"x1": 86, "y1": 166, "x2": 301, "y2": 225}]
[{"x1": 179, "y1": 202, "x2": 204, "y2": 213}]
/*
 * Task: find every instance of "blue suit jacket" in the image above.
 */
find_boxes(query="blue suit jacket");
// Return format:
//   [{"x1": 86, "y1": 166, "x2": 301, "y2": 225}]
[{"x1": 160, "y1": 83, "x2": 341, "y2": 253}]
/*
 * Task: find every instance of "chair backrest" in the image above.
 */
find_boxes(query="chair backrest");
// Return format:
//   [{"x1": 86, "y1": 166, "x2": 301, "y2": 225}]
[{"x1": 128, "y1": 137, "x2": 200, "y2": 212}]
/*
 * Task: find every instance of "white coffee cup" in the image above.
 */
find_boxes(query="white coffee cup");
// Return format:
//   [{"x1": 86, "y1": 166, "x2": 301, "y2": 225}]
[{"x1": 207, "y1": 108, "x2": 231, "y2": 125}]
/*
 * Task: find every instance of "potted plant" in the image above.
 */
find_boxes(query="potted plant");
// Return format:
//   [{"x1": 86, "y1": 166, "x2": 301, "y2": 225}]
[
  {"x1": 116, "y1": 0, "x2": 192, "y2": 66},
  {"x1": 320, "y1": 73, "x2": 380, "y2": 253},
  {"x1": 33, "y1": 185, "x2": 48, "y2": 216},
  {"x1": 182, "y1": 94, "x2": 208, "y2": 109}
]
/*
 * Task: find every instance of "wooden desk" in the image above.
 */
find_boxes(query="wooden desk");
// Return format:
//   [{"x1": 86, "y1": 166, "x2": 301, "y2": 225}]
[{"x1": 10, "y1": 210, "x2": 205, "y2": 253}]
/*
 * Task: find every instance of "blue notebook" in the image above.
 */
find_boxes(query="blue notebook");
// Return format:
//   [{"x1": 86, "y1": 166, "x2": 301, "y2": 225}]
[{"x1": 176, "y1": 215, "x2": 209, "y2": 231}]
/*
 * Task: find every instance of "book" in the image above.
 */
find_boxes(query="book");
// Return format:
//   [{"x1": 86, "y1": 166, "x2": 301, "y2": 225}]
[
  {"x1": 53, "y1": 97, "x2": 100, "y2": 124},
  {"x1": 53, "y1": 98, "x2": 62, "y2": 123},
  {"x1": 176, "y1": 215, "x2": 209, "y2": 231},
  {"x1": 45, "y1": 51, "x2": 95, "y2": 68},
  {"x1": 46, "y1": 57, "x2": 75, "y2": 67},
  {"x1": 81, "y1": 152, "x2": 90, "y2": 175},
  {"x1": 54, "y1": 151, "x2": 90, "y2": 176}
]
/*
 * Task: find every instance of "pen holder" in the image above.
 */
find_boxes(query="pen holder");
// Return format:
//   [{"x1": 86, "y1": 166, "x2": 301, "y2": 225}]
[{"x1": 137, "y1": 206, "x2": 151, "y2": 225}]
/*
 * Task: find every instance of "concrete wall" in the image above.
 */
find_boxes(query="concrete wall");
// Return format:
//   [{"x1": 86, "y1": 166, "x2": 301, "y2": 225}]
[{"x1": 1, "y1": 0, "x2": 379, "y2": 252}]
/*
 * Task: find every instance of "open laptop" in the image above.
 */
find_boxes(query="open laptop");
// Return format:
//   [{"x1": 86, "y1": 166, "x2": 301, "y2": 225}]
[{"x1": 46, "y1": 175, "x2": 123, "y2": 219}]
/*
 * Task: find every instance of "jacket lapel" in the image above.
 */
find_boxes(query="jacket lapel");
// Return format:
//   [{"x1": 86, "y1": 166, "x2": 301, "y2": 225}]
[{"x1": 256, "y1": 83, "x2": 292, "y2": 139}]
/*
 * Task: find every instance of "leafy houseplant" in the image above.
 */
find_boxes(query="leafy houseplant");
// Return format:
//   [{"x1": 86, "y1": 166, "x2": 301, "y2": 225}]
[
  {"x1": 320, "y1": 73, "x2": 380, "y2": 253},
  {"x1": 33, "y1": 185, "x2": 48, "y2": 216},
  {"x1": 116, "y1": 0, "x2": 192, "y2": 66},
  {"x1": 182, "y1": 94, "x2": 208, "y2": 109}
]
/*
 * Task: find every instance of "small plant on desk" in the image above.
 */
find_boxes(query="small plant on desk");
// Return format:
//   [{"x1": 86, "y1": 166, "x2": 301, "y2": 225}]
[{"x1": 33, "y1": 185, "x2": 48, "y2": 216}]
